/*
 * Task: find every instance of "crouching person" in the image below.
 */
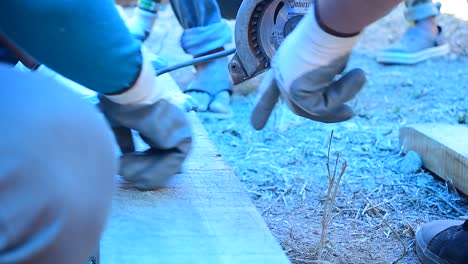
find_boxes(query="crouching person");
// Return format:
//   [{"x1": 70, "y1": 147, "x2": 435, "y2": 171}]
[
  {"x1": 0, "y1": 0, "x2": 193, "y2": 191},
  {"x1": 0, "y1": 66, "x2": 117, "y2": 264}
]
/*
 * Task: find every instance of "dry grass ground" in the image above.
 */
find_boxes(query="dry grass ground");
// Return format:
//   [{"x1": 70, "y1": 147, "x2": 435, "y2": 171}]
[
  {"x1": 120, "y1": 1, "x2": 468, "y2": 263},
  {"x1": 203, "y1": 3, "x2": 468, "y2": 263}
]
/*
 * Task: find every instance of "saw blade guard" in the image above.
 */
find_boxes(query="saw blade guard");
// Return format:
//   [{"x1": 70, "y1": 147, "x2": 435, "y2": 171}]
[{"x1": 229, "y1": 0, "x2": 313, "y2": 85}]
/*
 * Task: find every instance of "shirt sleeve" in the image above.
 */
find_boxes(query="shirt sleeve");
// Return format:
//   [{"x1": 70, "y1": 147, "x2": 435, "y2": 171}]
[{"x1": 0, "y1": 0, "x2": 143, "y2": 94}]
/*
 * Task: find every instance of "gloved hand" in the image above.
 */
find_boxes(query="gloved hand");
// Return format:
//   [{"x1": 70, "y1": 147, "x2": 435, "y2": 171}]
[
  {"x1": 251, "y1": 57, "x2": 366, "y2": 130},
  {"x1": 251, "y1": 4, "x2": 367, "y2": 130},
  {"x1": 98, "y1": 97, "x2": 192, "y2": 190},
  {"x1": 98, "y1": 50, "x2": 193, "y2": 190}
]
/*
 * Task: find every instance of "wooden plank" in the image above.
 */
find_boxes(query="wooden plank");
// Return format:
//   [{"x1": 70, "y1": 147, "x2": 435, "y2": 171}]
[
  {"x1": 399, "y1": 123, "x2": 468, "y2": 194},
  {"x1": 100, "y1": 113, "x2": 290, "y2": 264}
]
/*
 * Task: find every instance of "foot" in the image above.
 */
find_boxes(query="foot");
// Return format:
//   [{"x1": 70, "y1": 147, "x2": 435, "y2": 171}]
[
  {"x1": 156, "y1": 73, "x2": 198, "y2": 112},
  {"x1": 415, "y1": 220, "x2": 468, "y2": 264},
  {"x1": 144, "y1": 52, "x2": 196, "y2": 111},
  {"x1": 184, "y1": 57, "x2": 232, "y2": 114},
  {"x1": 185, "y1": 90, "x2": 231, "y2": 113},
  {"x1": 209, "y1": 91, "x2": 231, "y2": 113},
  {"x1": 376, "y1": 25, "x2": 449, "y2": 64},
  {"x1": 185, "y1": 91, "x2": 210, "y2": 112}
]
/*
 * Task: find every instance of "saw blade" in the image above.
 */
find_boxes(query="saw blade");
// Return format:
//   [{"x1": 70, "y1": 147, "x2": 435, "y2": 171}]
[{"x1": 252, "y1": 0, "x2": 313, "y2": 61}]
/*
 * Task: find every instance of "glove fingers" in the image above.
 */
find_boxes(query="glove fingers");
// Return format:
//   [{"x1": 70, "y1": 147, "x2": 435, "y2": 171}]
[
  {"x1": 111, "y1": 126, "x2": 135, "y2": 154},
  {"x1": 119, "y1": 149, "x2": 186, "y2": 190},
  {"x1": 323, "y1": 68, "x2": 366, "y2": 110},
  {"x1": 285, "y1": 97, "x2": 355, "y2": 123},
  {"x1": 99, "y1": 97, "x2": 192, "y2": 150},
  {"x1": 287, "y1": 68, "x2": 365, "y2": 122},
  {"x1": 251, "y1": 71, "x2": 281, "y2": 130}
]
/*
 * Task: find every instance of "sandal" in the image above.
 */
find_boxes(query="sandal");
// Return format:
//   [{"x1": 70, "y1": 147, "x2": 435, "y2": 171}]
[{"x1": 184, "y1": 57, "x2": 232, "y2": 114}]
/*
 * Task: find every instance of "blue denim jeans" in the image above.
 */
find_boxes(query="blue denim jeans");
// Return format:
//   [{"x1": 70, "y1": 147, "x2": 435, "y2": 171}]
[{"x1": 170, "y1": 0, "x2": 232, "y2": 56}]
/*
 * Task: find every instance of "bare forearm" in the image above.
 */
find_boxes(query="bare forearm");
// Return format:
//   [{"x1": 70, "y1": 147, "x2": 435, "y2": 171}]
[{"x1": 316, "y1": 0, "x2": 402, "y2": 35}]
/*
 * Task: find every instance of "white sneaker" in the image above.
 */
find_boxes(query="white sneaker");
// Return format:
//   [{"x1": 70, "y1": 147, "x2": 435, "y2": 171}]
[{"x1": 377, "y1": 25, "x2": 449, "y2": 64}]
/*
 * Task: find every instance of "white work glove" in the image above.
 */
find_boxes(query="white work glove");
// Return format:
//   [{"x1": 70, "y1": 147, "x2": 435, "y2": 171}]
[
  {"x1": 251, "y1": 4, "x2": 367, "y2": 130},
  {"x1": 106, "y1": 48, "x2": 197, "y2": 111},
  {"x1": 99, "y1": 49, "x2": 195, "y2": 190}
]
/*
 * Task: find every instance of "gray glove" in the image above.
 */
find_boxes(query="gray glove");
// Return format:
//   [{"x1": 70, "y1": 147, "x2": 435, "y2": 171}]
[
  {"x1": 98, "y1": 96, "x2": 192, "y2": 190},
  {"x1": 250, "y1": 3, "x2": 367, "y2": 130},
  {"x1": 251, "y1": 55, "x2": 366, "y2": 130}
]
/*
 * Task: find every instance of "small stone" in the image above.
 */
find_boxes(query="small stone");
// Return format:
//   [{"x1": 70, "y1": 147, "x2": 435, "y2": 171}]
[{"x1": 399, "y1": 150, "x2": 422, "y2": 174}]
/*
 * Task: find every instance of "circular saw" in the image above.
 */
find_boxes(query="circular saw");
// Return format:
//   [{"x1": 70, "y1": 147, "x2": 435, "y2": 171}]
[{"x1": 229, "y1": 0, "x2": 313, "y2": 85}]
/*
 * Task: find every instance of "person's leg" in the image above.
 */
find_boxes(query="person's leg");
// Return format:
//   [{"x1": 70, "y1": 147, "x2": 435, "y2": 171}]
[
  {"x1": 215, "y1": 0, "x2": 242, "y2": 20},
  {"x1": 415, "y1": 220, "x2": 468, "y2": 264},
  {"x1": 377, "y1": 0, "x2": 449, "y2": 64},
  {"x1": 0, "y1": 65, "x2": 117, "y2": 264},
  {"x1": 170, "y1": 0, "x2": 232, "y2": 114},
  {"x1": 0, "y1": 0, "x2": 193, "y2": 191},
  {"x1": 170, "y1": 0, "x2": 231, "y2": 51}
]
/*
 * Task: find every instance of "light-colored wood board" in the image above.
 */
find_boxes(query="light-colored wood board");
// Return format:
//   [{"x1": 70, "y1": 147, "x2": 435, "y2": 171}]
[
  {"x1": 399, "y1": 123, "x2": 468, "y2": 194},
  {"x1": 100, "y1": 113, "x2": 290, "y2": 264}
]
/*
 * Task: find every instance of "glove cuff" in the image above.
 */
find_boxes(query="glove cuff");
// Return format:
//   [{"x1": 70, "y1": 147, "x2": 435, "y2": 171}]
[
  {"x1": 105, "y1": 48, "x2": 160, "y2": 105},
  {"x1": 300, "y1": 4, "x2": 359, "y2": 54},
  {"x1": 273, "y1": 4, "x2": 359, "y2": 89}
]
